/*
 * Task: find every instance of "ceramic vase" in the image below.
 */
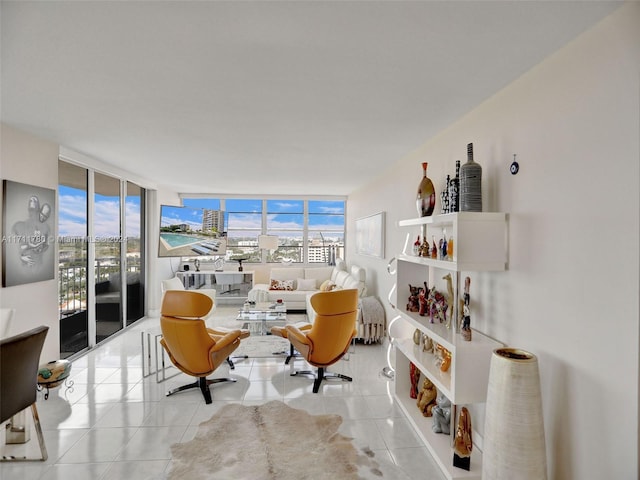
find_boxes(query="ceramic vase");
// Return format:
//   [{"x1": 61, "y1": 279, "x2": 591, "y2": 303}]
[
  {"x1": 416, "y1": 162, "x2": 436, "y2": 217},
  {"x1": 483, "y1": 348, "x2": 547, "y2": 479},
  {"x1": 459, "y1": 143, "x2": 482, "y2": 212}
]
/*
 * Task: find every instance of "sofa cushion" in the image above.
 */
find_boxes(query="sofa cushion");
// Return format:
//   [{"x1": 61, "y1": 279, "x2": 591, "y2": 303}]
[
  {"x1": 330, "y1": 259, "x2": 347, "y2": 282},
  {"x1": 270, "y1": 268, "x2": 304, "y2": 284},
  {"x1": 304, "y1": 266, "x2": 333, "y2": 287},
  {"x1": 270, "y1": 279, "x2": 294, "y2": 291},
  {"x1": 334, "y1": 270, "x2": 350, "y2": 287},
  {"x1": 296, "y1": 278, "x2": 316, "y2": 291}
]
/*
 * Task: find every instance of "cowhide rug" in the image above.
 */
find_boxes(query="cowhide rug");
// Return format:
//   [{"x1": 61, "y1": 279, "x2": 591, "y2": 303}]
[{"x1": 168, "y1": 400, "x2": 412, "y2": 480}]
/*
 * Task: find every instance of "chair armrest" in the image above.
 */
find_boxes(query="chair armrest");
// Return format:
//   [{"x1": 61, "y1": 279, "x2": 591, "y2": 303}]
[
  {"x1": 286, "y1": 324, "x2": 313, "y2": 359},
  {"x1": 209, "y1": 330, "x2": 242, "y2": 351},
  {"x1": 285, "y1": 325, "x2": 312, "y2": 346}
]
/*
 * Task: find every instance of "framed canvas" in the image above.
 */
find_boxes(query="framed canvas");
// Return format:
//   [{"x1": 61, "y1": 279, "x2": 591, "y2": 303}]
[
  {"x1": 2, "y1": 180, "x2": 56, "y2": 287},
  {"x1": 355, "y1": 211, "x2": 385, "y2": 259}
]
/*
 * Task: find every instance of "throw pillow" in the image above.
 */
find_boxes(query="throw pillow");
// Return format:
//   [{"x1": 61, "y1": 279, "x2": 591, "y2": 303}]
[
  {"x1": 296, "y1": 278, "x2": 317, "y2": 291},
  {"x1": 269, "y1": 279, "x2": 294, "y2": 291},
  {"x1": 319, "y1": 280, "x2": 334, "y2": 292}
]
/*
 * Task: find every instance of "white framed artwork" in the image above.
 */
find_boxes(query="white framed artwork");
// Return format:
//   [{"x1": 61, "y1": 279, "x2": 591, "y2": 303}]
[{"x1": 355, "y1": 211, "x2": 385, "y2": 259}]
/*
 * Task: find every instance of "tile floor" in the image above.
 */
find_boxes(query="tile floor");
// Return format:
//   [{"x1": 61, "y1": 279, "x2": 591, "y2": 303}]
[{"x1": 0, "y1": 307, "x2": 445, "y2": 479}]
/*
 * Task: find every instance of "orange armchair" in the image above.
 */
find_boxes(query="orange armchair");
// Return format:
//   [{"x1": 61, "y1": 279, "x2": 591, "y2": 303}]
[
  {"x1": 286, "y1": 288, "x2": 358, "y2": 393},
  {"x1": 160, "y1": 290, "x2": 242, "y2": 404}
]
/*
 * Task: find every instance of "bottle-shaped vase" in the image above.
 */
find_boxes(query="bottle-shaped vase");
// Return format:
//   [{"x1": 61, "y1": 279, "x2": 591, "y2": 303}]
[
  {"x1": 416, "y1": 162, "x2": 436, "y2": 217},
  {"x1": 459, "y1": 143, "x2": 482, "y2": 212}
]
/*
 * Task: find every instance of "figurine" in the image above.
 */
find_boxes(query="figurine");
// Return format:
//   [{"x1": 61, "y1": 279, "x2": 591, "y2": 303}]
[
  {"x1": 436, "y1": 344, "x2": 452, "y2": 372},
  {"x1": 418, "y1": 282, "x2": 428, "y2": 316},
  {"x1": 410, "y1": 362, "x2": 420, "y2": 399},
  {"x1": 461, "y1": 276, "x2": 472, "y2": 341},
  {"x1": 431, "y1": 236, "x2": 437, "y2": 259},
  {"x1": 443, "y1": 273, "x2": 454, "y2": 329},
  {"x1": 416, "y1": 378, "x2": 437, "y2": 417},
  {"x1": 432, "y1": 392, "x2": 452, "y2": 434},
  {"x1": 407, "y1": 284, "x2": 420, "y2": 312},
  {"x1": 420, "y1": 237, "x2": 430, "y2": 257},
  {"x1": 427, "y1": 286, "x2": 447, "y2": 323},
  {"x1": 422, "y1": 334, "x2": 433, "y2": 353},
  {"x1": 453, "y1": 407, "x2": 473, "y2": 471}
]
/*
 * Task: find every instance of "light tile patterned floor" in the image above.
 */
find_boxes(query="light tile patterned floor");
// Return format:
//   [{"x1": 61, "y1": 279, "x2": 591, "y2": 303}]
[{"x1": 0, "y1": 307, "x2": 445, "y2": 480}]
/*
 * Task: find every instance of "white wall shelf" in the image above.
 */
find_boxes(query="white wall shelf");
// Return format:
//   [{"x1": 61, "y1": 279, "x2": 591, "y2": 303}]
[
  {"x1": 393, "y1": 212, "x2": 507, "y2": 480},
  {"x1": 399, "y1": 212, "x2": 507, "y2": 272}
]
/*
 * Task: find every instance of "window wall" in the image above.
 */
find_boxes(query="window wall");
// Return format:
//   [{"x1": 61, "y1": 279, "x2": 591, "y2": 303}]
[
  {"x1": 182, "y1": 197, "x2": 345, "y2": 263},
  {"x1": 58, "y1": 160, "x2": 146, "y2": 357}
]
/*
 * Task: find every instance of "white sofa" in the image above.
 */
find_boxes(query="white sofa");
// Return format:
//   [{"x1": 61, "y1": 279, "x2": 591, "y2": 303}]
[{"x1": 250, "y1": 259, "x2": 367, "y2": 315}]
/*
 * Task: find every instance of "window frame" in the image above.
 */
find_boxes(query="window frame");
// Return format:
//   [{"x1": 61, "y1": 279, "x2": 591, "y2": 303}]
[{"x1": 181, "y1": 195, "x2": 346, "y2": 264}]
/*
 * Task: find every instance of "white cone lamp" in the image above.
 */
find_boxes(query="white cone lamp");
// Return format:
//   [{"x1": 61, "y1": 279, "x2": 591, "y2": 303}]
[
  {"x1": 258, "y1": 235, "x2": 278, "y2": 261},
  {"x1": 483, "y1": 348, "x2": 547, "y2": 479}
]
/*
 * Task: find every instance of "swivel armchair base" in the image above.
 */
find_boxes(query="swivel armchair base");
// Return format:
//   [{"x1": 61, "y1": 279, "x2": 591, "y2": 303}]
[
  {"x1": 291, "y1": 366, "x2": 352, "y2": 393},
  {"x1": 167, "y1": 377, "x2": 237, "y2": 404}
]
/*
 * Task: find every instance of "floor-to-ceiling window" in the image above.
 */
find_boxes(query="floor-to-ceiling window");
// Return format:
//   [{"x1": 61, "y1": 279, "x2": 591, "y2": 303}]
[
  {"x1": 58, "y1": 161, "x2": 89, "y2": 358},
  {"x1": 58, "y1": 161, "x2": 146, "y2": 356},
  {"x1": 125, "y1": 181, "x2": 145, "y2": 325},
  {"x1": 94, "y1": 172, "x2": 122, "y2": 342}
]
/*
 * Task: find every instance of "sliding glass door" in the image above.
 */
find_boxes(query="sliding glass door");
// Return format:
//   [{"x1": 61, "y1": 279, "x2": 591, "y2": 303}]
[
  {"x1": 58, "y1": 161, "x2": 89, "y2": 358},
  {"x1": 94, "y1": 172, "x2": 122, "y2": 342},
  {"x1": 125, "y1": 181, "x2": 144, "y2": 325},
  {"x1": 58, "y1": 162, "x2": 146, "y2": 356}
]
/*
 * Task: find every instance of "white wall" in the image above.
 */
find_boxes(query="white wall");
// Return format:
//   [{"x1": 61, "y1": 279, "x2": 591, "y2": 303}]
[
  {"x1": 348, "y1": 3, "x2": 639, "y2": 479},
  {"x1": 0, "y1": 124, "x2": 60, "y2": 362}
]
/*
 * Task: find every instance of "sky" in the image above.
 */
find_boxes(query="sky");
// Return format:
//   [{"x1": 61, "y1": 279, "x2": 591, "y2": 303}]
[
  {"x1": 59, "y1": 189, "x2": 343, "y2": 241},
  {"x1": 182, "y1": 198, "x2": 344, "y2": 232},
  {"x1": 58, "y1": 185, "x2": 141, "y2": 238}
]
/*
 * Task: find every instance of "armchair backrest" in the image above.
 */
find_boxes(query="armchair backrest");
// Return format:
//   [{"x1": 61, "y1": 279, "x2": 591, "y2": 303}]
[
  {"x1": 0, "y1": 325, "x2": 49, "y2": 423},
  {"x1": 161, "y1": 276, "x2": 186, "y2": 292},
  {"x1": 308, "y1": 289, "x2": 358, "y2": 365},
  {"x1": 160, "y1": 290, "x2": 215, "y2": 374}
]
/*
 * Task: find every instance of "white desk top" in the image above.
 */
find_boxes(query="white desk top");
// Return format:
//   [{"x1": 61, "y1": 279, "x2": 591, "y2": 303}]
[{"x1": 177, "y1": 270, "x2": 253, "y2": 275}]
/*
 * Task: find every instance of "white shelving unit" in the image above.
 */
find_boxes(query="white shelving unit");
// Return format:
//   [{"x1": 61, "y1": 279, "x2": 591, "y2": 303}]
[{"x1": 393, "y1": 212, "x2": 507, "y2": 480}]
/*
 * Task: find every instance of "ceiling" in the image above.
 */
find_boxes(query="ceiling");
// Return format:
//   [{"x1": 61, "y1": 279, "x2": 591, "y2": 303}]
[{"x1": 1, "y1": 1, "x2": 621, "y2": 196}]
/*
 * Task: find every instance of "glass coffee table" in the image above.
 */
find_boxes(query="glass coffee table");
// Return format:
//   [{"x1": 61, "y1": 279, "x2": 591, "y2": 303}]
[{"x1": 236, "y1": 302, "x2": 287, "y2": 336}]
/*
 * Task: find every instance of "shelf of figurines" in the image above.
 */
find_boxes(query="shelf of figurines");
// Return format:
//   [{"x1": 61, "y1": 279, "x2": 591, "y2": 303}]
[
  {"x1": 398, "y1": 212, "x2": 507, "y2": 272},
  {"x1": 395, "y1": 310, "x2": 502, "y2": 405},
  {"x1": 395, "y1": 348, "x2": 484, "y2": 479}
]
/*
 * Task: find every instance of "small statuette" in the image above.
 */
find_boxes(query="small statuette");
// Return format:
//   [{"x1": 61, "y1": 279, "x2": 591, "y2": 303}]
[
  {"x1": 453, "y1": 407, "x2": 473, "y2": 471},
  {"x1": 461, "y1": 276, "x2": 472, "y2": 341},
  {"x1": 432, "y1": 392, "x2": 452, "y2": 434},
  {"x1": 409, "y1": 362, "x2": 420, "y2": 399},
  {"x1": 416, "y1": 378, "x2": 437, "y2": 417},
  {"x1": 413, "y1": 236, "x2": 421, "y2": 256}
]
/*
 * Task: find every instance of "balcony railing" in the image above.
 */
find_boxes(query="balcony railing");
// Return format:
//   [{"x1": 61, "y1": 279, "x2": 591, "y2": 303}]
[{"x1": 59, "y1": 260, "x2": 141, "y2": 319}]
